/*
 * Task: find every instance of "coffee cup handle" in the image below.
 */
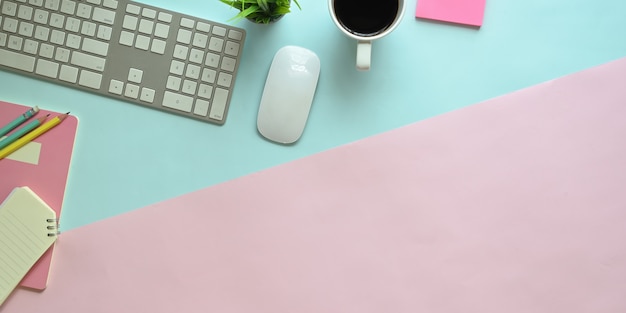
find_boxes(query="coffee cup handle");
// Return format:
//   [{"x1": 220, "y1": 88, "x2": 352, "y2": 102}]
[{"x1": 356, "y1": 40, "x2": 371, "y2": 71}]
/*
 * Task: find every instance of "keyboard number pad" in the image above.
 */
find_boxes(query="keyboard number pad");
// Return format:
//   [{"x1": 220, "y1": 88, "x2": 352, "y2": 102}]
[{"x1": 160, "y1": 18, "x2": 243, "y2": 121}]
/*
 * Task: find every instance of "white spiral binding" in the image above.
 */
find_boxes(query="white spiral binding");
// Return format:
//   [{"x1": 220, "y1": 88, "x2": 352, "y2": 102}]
[{"x1": 47, "y1": 218, "x2": 60, "y2": 237}]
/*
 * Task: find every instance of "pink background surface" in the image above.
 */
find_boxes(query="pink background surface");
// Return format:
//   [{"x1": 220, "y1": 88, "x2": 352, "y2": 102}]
[
  {"x1": 2, "y1": 58, "x2": 626, "y2": 312},
  {"x1": 0, "y1": 102, "x2": 78, "y2": 290},
  {"x1": 415, "y1": 0, "x2": 486, "y2": 26}
]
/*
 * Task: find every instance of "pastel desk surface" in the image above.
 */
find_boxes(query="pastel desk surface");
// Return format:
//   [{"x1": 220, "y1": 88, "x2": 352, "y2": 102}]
[{"x1": 1, "y1": 0, "x2": 625, "y2": 230}]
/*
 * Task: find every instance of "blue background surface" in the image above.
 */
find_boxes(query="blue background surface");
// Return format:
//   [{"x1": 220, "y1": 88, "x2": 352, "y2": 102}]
[{"x1": 1, "y1": 0, "x2": 625, "y2": 231}]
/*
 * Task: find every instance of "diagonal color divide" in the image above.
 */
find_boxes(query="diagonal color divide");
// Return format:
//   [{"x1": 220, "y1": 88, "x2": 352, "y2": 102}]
[{"x1": 2, "y1": 57, "x2": 626, "y2": 312}]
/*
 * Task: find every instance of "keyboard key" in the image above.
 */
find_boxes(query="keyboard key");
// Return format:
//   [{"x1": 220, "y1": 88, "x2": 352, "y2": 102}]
[
  {"x1": 18, "y1": 22, "x2": 34, "y2": 37},
  {"x1": 124, "y1": 83, "x2": 139, "y2": 99},
  {"x1": 78, "y1": 69, "x2": 102, "y2": 89},
  {"x1": 71, "y1": 51, "x2": 105, "y2": 71},
  {"x1": 180, "y1": 17, "x2": 193, "y2": 28},
  {"x1": 217, "y1": 72, "x2": 232, "y2": 88},
  {"x1": 185, "y1": 64, "x2": 200, "y2": 80},
  {"x1": 34, "y1": 25, "x2": 49, "y2": 40},
  {"x1": 2, "y1": 17, "x2": 18, "y2": 32},
  {"x1": 172, "y1": 44, "x2": 188, "y2": 60},
  {"x1": 108, "y1": 79, "x2": 123, "y2": 94},
  {"x1": 49, "y1": 13, "x2": 63, "y2": 28},
  {"x1": 127, "y1": 67, "x2": 142, "y2": 83},
  {"x1": 76, "y1": 3, "x2": 91, "y2": 19},
  {"x1": 54, "y1": 47, "x2": 69, "y2": 62},
  {"x1": 2, "y1": 1, "x2": 17, "y2": 16},
  {"x1": 118, "y1": 30, "x2": 133, "y2": 46},
  {"x1": 188, "y1": 48, "x2": 203, "y2": 64},
  {"x1": 92, "y1": 7, "x2": 115, "y2": 24},
  {"x1": 193, "y1": 99, "x2": 209, "y2": 116},
  {"x1": 39, "y1": 42, "x2": 53, "y2": 57},
  {"x1": 23, "y1": 39, "x2": 38, "y2": 54},
  {"x1": 197, "y1": 83, "x2": 212, "y2": 99},
  {"x1": 224, "y1": 41, "x2": 239, "y2": 56},
  {"x1": 138, "y1": 19, "x2": 153, "y2": 34},
  {"x1": 169, "y1": 60, "x2": 184, "y2": 75},
  {"x1": 181, "y1": 79, "x2": 196, "y2": 95},
  {"x1": 141, "y1": 8, "x2": 155, "y2": 18},
  {"x1": 102, "y1": 0, "x2": 117, "y2": 9},
  {"x1": 44, "y1": 0, "x2": 60, "y2": 10},
  {"x1": 154, "y1": 23, "x2": 169, "y2": 38},
  {"x1": 0, "y1": 48, "x2": 35, "y2": 72},
  {"x1": 176, "y1": 28, "x2": 191, "y2": 44},
  {"x1": 150, "y1": 38, "x2": 165, "y2": 54},
  {"x1": 192, "y1": 32, "x2": 207, "y2": 48},
  {"x1": 208, "y1": 37, "x2": 223, "y2": 52},
  {"x1": 81, "y1": 21, "x2": 97, "y2": 36},
  {"x1": 157, "y1": 12, "x2": 172, "y2": 23},
  {"x1": 35, "y1": 58, "x2": 58, "y2": 78},
  {"x1": 50, "y1": 29, "x2": 64, "y2": 45},
  {"x1": 60, "y1": 0, "x2": 76, "y2": 15},
  {"x1": 18, "y1": 5, "x2": 33, "y2": 20},
  {"x1": 122, "y1": 15, "x2": 137, "y2": 30},
  {"x1": 211, "y1": 25, "x2": 225, "y2": 36},
  {"x1": 209, "y1": 88, "x2": 228, "y2": 120},
  {"x1": 196, "y1": 22, "x2": 210, "y2": 32},
  {"x1": 166, "y1": 75, "x2": 181, "y2": 90},
  {"x1": 33, "y1": 9, "x2": 48, "y2": 24},
  {"x1": 220, "y1": 56, "x2": 235, "y2": 72},
  {"x1": 228, "y1": 29, "x2": 242, "y2": 40},
  {"x1": 205, "y1": 52, "x2": 219, "y2": 68},
  {"x1": 59, "y1": 64, "x2": 78, "y2": 82},
  {"x1": 134, "y1": 34, "x2": 149, "y2": 50},
  {"x1": 125, "y1": 3, "x2": 139, "y2": 14},
  {"x1": 140, "y1": 87, "x2": 155, "y2": 103},
  {"x1": 7, "y1": 35, "x2": 23, "y2": 50},
  {"x1": 82, "y1": 37, "x2": 108, "y2": 56},
  {"x1": 96, "y1": 25, "x2": 111, "y2": 40},
  {"x1": 163, "y1": 91, "x2": 192, "y2": 112},
  {"x1": 66, "y1": 33, "x2": 80, "y2": 49}
]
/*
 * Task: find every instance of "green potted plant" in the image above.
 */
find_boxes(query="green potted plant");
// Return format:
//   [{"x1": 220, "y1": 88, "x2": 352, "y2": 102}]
[{"x1": 219, "y1": 0, "x2": 301, "y2": 24}]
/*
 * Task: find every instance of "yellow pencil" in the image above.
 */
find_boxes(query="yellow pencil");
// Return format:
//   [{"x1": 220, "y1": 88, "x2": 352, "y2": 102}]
[{"x1": 0, "y1": 112, "x2": 70, "y2": 160}]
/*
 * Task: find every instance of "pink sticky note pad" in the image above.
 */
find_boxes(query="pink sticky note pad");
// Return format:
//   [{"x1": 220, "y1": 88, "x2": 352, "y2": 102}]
[{"x1": 415, "y1": 0, "x2": 486, "y2": 27}]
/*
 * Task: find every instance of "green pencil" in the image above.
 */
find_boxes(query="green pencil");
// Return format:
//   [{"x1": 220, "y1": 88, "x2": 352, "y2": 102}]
[
  {"x1": 0, "y1": 115, "x2": 49, "y2": 150},
  {"x1": 0, "y1": 106, "x2": 39, "y2": 137}
]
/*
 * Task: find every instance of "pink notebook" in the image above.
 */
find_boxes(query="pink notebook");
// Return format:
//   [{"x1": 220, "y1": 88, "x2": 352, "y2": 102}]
[
  {"x1": 0, "y1": 101, "x2": 78, "y2": 290},
  {"x1": 1, "y1": 58, "x2": 625, "y2": 312}
]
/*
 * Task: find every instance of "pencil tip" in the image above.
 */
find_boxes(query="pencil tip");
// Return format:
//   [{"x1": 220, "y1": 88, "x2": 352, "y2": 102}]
[{"x1": 65, "y1": 112, "x2": 70, "y2": 114}]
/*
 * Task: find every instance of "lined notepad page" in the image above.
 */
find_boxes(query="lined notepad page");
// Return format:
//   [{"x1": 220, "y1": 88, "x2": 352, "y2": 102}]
[{"x1": 0, "y1": 187, "x2": 57, "y2": 305}]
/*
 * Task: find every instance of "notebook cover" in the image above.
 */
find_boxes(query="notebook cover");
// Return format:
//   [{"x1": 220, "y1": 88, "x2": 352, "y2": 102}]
[
  {"x1": 0, "y1": 101, "x2": 78, "y2": 290},
  {"x1": 415, "y1": 0, "x2": 486, "y2": 27},
  {"x1": 2, "y1": 57, "x2": 626, "y2": 312}
]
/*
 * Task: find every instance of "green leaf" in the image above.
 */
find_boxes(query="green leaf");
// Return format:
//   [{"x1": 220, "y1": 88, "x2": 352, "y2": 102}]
[{"x1": 257, "y1": 0, "x2": 270, "y2": 13}]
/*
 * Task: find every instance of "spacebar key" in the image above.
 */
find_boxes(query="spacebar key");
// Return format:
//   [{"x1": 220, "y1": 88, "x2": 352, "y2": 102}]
[
  {"x1": 162, "y1": 91, "x2": 193, "y2": 112},
  {"x1": 0, "y1": 49, "x2": 36, "y2": 72}
]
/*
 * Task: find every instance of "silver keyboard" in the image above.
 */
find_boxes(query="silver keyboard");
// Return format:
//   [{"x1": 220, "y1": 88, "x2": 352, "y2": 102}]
[{"x1": 0, "y1": 0, "x2": 246, "y2": 125}]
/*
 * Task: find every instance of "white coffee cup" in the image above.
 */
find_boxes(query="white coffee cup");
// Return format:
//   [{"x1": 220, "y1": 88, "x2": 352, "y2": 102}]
[{"x1": 329, "y1": 0, "x2": 405, "y2": 71}]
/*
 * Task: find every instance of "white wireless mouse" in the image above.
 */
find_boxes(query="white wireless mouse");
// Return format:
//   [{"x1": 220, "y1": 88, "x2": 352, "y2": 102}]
[{"x1": 257, "y1": 46, "x2": 321, "y2": 144}]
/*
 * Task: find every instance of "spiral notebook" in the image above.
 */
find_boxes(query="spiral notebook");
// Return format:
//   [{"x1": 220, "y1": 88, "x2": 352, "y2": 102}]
[
  {"x1": 0, "y1": 187, "x2": 58, "y2": 306},
  {"x1": 0, "y1": 100, "x2": 79, "y2": 290}
]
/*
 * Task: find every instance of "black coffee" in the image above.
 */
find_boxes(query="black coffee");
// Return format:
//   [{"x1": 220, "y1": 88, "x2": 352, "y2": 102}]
[{"x1": 334, "y1": 0, "x2": 399, "y2": 36}]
